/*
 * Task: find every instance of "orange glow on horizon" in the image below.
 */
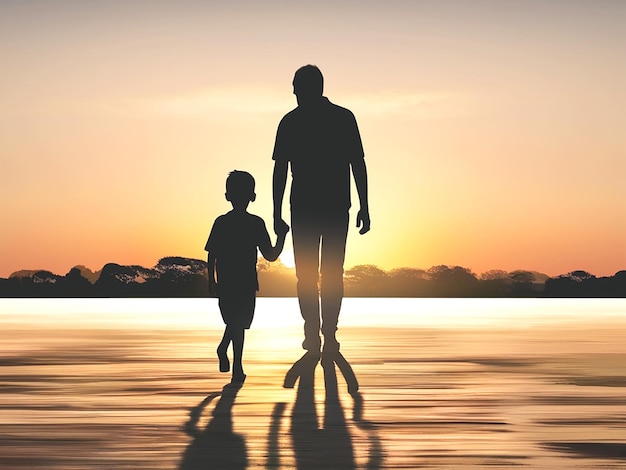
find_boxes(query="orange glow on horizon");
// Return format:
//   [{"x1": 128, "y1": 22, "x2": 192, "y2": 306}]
[{"x1": 1, "y1": 1, "x2": 624, "y2": 279}]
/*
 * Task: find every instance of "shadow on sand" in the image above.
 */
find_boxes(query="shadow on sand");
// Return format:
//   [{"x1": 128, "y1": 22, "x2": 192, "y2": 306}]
[
  {"x1": 179, "y1": 383, "x2": 247, "y2": 469},
  {"x1": 267, "y1": 351, "x2": 383, "y2": 469},
  {"x1": 179, "y1": 352, "x2": 382, "y2": 469},
  {"x1": 543, "y1": 442, "x2": 626, "y2": 461}
]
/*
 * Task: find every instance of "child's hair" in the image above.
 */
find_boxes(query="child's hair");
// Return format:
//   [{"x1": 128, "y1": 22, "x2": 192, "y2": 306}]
[{"x1": 226, "y1": 170, "x2": 255, "y2": 199}]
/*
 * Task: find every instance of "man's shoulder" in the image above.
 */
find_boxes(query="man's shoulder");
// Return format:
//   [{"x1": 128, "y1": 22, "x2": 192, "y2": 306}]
[
  {"x1": 279, "y1": 107, "x2": 300, "y2": 124},
  {"x1": 325, "y1": 98, "x2": 356, "y2": 119},
  {"x1": 280, "y1": 98, "x2": 355, "y2": 122}
]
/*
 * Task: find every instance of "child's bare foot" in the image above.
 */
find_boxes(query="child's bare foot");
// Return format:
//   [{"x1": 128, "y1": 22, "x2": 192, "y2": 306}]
[{"x1": 217, "y1": 347, "x2": 230, "y2": 372}]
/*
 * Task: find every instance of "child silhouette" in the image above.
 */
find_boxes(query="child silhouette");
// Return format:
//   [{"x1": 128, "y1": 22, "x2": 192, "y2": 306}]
[{"x1": 205, "y1": 170, "x2": 288, "y2": 384}]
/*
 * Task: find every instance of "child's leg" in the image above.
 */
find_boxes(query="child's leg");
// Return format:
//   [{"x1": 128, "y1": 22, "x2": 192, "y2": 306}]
[
  {"x1": 217, "y1": 328, "x2": 231, "y2": 372},
  {"x1": 231, "y1": 327, "x2": 246, "y2": 382}
]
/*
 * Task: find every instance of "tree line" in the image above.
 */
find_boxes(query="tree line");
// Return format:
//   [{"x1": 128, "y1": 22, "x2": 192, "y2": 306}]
[{"x1": 0, "y1": 258, "x2": 624, "y2": 298}]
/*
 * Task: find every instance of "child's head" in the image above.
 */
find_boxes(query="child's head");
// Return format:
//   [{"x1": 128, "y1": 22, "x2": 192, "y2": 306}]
[{"x1": 225, "y1": 170, "x2": 256, "y2": 208}]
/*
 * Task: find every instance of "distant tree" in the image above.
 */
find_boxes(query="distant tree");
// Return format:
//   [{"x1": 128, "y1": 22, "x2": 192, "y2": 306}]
[
  {"x1": 2, "y1": 255, "x2": 622, "y2": 298},
  {"x1": 9, "y1": 269, "x2": 44, "y2": 279},
  {"x1": 608, "y1": 270, "x2": 626, "y2": 297},
  {"x1": 63, "y1": 267, "x2": 92, "y2": 296},
  {"x1": 508, "y1": 270, "x2": 538, "y2": 296},
  {"x1": 509, "y1": 270, "x2": 535, "y2": 285},
  {"x1": 73, "y1": 265, "x2": 100, "y2": 284},
  {"x1": 566, "y1": 270, "x2": 596, "y2": 282},
  {"x1": 94, "y1": 263, "x2": 150, "y2": 296},
  {"x1": 146, "y1": 257, "x2": 206, "y2": 296},
  {"x1": 386, "y1": 267, "x2": 429, "y2": 296},
  {"x1": 427, "y1": 265, "x2": 478, "y2": 297},
  {"x1": 478, "y1": 270, "x2": 512, "y2": 296},
  {"x1": 257, "y1": 259, "x2": 296, "y2": 297},
  {"x1": 344, "y1": 264, "x2": 388, "y2": 296},
  {"x1": 0, "y1": 277, "x2": 23, "y2": 297},
  {"x1": 544, "y1": 270, "x2": 602, "y2": 297},
  {"x1": 389, "y1": 267, "x2": 428, "y2": 280},
  {"x1": 479, "y1": 270, "x2": 509, "y2": 281},
  {"x1": 256, "y1": 258, "x2": 272, "y2": 273},
  {"x1": 29, "y1": 270, "x2": 63, "y2": 297}
]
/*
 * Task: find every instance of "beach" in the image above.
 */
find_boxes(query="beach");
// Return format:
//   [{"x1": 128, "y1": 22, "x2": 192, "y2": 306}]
[{"x1": 1, "y1": 298, "x2": 625, "y2": 469}]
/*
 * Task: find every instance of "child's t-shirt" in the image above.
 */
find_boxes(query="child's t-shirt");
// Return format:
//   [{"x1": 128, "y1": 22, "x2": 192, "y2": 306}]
[{"x1": 205, "y1": 210, "x2": 272, "y2": 295}]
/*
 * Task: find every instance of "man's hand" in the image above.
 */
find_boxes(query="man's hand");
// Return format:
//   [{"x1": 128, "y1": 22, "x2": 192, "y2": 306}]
[
  {"x1": 274, "y1": 217, "x2": 289, "y2": 236},
  {"x1": 356, "y1": 209, "x2": 370, "y2": 235},
  {"x1": 276, "y1": 221, "x2": 290, "y2": 237}
]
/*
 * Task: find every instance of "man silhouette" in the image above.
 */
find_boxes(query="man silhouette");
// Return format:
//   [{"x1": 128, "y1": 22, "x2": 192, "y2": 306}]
[{"x1": 272, "y1": 65, "x2": 370, "y2": 355}]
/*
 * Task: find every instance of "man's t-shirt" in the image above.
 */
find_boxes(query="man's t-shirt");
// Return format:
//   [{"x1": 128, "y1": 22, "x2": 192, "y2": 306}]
[
  {"x1": 272, "y1": 97, "x2": 364, "y2": 213},
  {"x1": 204, "y1": 211, "x2": 271, "y2": 294}
]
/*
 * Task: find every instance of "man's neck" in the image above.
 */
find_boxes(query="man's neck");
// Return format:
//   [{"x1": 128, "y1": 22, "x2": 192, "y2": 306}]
[{"x1": 297, "y1": 95, "x2": 325, "y2": 107}]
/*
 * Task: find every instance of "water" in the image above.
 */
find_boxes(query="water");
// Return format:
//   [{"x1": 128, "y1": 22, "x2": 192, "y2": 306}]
[
  {"x1": 2, "y1": 297, "x2": 624, "y2": 328},
  {"x1": 1, "y1": 298, "x2": 625, "y2": 469}
]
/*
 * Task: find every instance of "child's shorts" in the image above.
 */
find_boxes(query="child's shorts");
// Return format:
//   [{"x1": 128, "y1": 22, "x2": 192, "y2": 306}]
[{"x1": 218, "y1": 293, "x2": 256, "y2": 329}]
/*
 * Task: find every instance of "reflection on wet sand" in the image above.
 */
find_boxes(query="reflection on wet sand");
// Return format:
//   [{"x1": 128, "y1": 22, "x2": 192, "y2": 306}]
[{"x1": 1, "y1": 300, "x2": 626, "y2": 469}]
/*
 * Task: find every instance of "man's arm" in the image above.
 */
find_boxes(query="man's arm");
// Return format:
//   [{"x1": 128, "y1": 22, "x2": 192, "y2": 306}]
[
  {"x1": 352, "y1": 158, "x2": 370, "y2": 234},
  {"x1": 272, "y1": 159, "x2": 290, "y2": 235}
]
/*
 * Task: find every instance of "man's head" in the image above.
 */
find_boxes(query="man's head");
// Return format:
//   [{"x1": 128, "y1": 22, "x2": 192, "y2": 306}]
[
  {"x1": 293, "y1": 65, "x2": 324, "y2": 105},
  {"x1": 225, "y1": 170, "x2": 256, "y2": 208}
]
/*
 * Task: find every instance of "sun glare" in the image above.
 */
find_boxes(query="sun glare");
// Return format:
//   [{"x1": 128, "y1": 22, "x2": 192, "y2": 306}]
[{"x1": 279, "y1": 248, "x2": 296, "y2": 269}]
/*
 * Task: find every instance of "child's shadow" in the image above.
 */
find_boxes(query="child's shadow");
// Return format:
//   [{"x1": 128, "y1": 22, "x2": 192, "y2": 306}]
[{"x1": 179, "y1": 383, "x2": 247, "y2": 470}]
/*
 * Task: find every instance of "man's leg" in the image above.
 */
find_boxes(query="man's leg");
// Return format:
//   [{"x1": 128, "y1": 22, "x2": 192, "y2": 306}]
[
  {"x1": 320, "y1": 212, "x2": 349, "y2": 351},
  {"x1": 291, "y1": 213, "x2": 322, "y2": 351}
]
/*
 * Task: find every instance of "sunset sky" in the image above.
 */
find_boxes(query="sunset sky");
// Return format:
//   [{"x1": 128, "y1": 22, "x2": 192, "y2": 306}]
[{"x1": 1, "y1": 0, "x2": 624, "y2": 278}]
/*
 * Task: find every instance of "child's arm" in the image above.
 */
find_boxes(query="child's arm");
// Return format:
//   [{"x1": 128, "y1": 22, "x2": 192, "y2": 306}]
[
  {"x1": 259, "y1": 224, "x2": 288, "y2": 262},
  {"x1": 207, "y1": 251, "x2": 218, "y2": 297}
]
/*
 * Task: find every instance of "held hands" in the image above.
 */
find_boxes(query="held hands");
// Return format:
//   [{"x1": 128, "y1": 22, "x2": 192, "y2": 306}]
[
  {"x1": 274, "y1": 217, "x2": 290, "y2": 236},
  {"x1": 356, "y1": 208, "x2": 370, "y2": 235}
]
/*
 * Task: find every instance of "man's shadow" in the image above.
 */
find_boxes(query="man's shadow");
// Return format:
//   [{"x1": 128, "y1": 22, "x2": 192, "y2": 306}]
[
  {"x1": 179, "y1": 383, "x2": 247, "y2": 470},
  {"x1": 268, "y1": 351, "x2": 383, "y2": 469}
]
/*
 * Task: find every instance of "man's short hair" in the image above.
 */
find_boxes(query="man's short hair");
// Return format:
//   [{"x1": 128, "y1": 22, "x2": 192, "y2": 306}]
[
  {"x1": 226, "y1": 170, "x2": 255, "y2": 197},
  {"x1": 293, "y1": 65, "x2": 324, "y2": 96}
]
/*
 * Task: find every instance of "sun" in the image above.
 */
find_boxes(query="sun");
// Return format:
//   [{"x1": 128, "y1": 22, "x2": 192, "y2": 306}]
[{"x1": 279, "y1": 248, "x2": 296, "y2": 269}]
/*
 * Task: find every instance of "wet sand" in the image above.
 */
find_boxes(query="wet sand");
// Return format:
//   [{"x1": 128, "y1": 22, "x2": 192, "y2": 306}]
[{"x1": 1, "y1": 301, "x2": 626, "y2": 469}]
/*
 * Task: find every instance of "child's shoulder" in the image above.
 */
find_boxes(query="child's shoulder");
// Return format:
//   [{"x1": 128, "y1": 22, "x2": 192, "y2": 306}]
[
  {"x1": 218, "y1": 211, "x2": 267, "y2": 228},
  {"x1": 244, "y1": 212, "x2": 267, "y2": 227}
]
